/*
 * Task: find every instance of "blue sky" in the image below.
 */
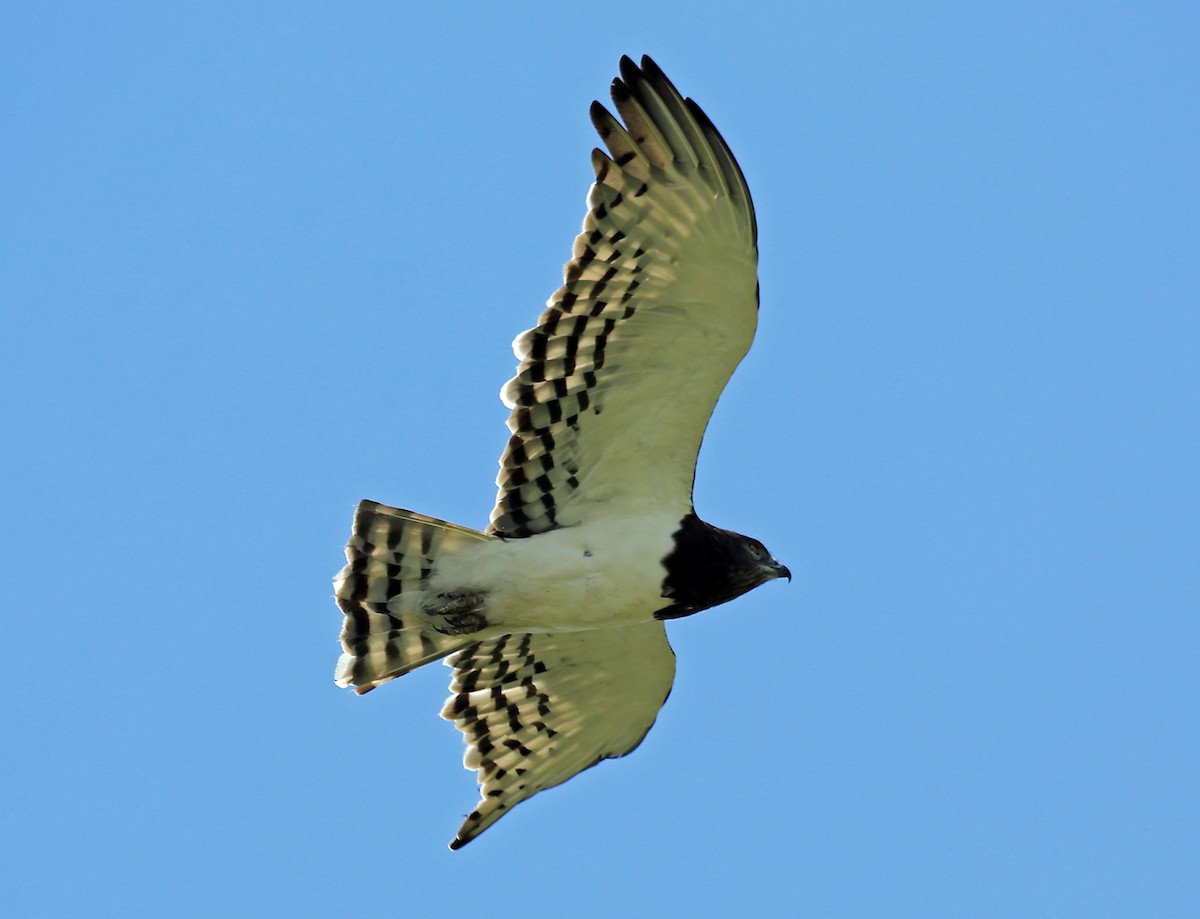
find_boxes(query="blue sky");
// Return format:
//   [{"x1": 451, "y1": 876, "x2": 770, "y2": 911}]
[{"x1": 3, "y1": 2, "x2": 1197, "y2": 916}]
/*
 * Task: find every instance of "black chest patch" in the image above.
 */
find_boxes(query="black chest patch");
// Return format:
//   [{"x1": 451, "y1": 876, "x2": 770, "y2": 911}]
[{"x1": 656, "y1": 513, "x2": 758, "y2": 620}]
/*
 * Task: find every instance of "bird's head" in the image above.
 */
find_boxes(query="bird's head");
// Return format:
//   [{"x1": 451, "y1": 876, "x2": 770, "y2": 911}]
[
  {"x1": 657, "y1": 515, "x2": 790, "y2": 620},
  {"x1": 737, "y1": 534, "x2": 792, "y2": 588}
]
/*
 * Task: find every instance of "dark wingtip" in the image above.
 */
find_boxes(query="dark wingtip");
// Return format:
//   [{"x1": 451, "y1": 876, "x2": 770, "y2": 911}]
[
  {"x1": 618, "y1": 54, "x2": 641, "y2": 85},
  {"x1": 589, "y1": 99, "x2": 611, "y2": 133},
  {"x1": 640, "y1": 55, "x2": 665, "y2": 83}
]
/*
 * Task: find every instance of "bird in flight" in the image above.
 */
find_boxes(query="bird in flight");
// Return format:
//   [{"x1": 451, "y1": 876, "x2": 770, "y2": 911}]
[{"x1": 334, "y1": 55, "x2": 789, "y2": 850}]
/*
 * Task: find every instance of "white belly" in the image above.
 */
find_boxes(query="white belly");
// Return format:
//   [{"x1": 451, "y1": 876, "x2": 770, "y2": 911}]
[{"x1": 428, "y1": 513, "x2": 679, "y2": 632}]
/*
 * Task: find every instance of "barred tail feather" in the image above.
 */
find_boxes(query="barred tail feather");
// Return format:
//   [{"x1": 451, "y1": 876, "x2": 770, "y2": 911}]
[{"x1": 334, "y1": 500, "x2": 495, "y2": 693}]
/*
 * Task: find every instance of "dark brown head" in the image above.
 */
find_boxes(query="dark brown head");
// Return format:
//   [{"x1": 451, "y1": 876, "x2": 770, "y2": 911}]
[{"x1": 656, "y1": 513, "x2": 790, "y2": 620}]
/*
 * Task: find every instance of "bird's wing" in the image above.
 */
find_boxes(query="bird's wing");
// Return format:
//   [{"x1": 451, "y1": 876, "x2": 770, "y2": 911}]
[
  {"x1": 489, "y1": 55, "x2": 759, "y2": 537},
  {"x1": 440, "y1": 622, "x2": 676, "y2": 849}
]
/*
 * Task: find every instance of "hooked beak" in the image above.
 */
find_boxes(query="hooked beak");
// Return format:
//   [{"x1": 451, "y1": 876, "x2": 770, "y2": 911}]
[{"x1": 770, "y1": 559, "x2": 792, "y2": 582}]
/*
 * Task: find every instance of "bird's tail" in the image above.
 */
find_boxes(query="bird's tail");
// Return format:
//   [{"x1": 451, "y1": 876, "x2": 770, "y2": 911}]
[{"x1": 333, "y1": 500, "x2": 495, "y2": 693}]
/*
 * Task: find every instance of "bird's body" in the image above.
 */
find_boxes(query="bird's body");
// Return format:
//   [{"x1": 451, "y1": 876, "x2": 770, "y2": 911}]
[
  {"x1": 388, "y1": 508, "x2": 683, "y2": 636},
  {"x1": 334, "y1": 55, "x2": 789, "y2": 849}
]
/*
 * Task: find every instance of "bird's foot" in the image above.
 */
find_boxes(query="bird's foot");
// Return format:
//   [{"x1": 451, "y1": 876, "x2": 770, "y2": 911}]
[{"x1": 425, "y1": 591, "x2": 488, "y2": 635}]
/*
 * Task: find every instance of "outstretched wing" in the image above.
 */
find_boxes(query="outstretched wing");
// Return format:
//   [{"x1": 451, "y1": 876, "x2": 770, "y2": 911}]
[
  {"x1": 489, "y1": 55, "x2": 759, "y2": 537},
  {"x1": 440, "y1": 622, "x2": 676, "y2": 849}
]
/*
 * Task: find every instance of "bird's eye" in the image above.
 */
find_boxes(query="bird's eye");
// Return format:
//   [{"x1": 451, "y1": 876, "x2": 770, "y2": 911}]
[{"x1": 748, "y1": 542, "x2": 763, "y2": 558}]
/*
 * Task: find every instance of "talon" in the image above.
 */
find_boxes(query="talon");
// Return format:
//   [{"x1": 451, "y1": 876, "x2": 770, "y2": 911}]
[
  {"x1": 424, "y1": 591, "x2": 489, "y2": 634},
  {"x1": 433, "y1": 612, "x2": 488, "y2": 635}
]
